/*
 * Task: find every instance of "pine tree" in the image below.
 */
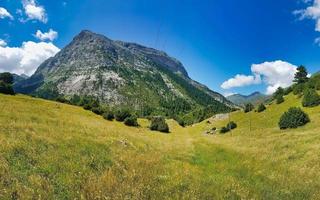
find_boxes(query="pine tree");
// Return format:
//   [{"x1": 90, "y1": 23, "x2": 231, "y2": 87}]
[{"x1": 294, "y1": 66, "x2": 309, "y2": 84}]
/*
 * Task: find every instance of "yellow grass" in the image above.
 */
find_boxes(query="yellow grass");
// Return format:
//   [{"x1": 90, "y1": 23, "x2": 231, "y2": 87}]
[{"x1": 0, "y1": 93, "x2": 320, "y2": 199}]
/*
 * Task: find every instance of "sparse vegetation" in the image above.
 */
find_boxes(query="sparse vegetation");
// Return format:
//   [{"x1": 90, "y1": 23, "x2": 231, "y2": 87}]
[{"x1": 278, "y1": 107, "x2": 310, "y2": 129}]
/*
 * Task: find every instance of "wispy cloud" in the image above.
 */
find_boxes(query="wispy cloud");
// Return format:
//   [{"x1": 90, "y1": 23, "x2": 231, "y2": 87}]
[
  {"x1": 34, "y1": 29, "x2": 58, "y2": 41},
  {"x1": 22, "y1": 0, "x2": 47, "y2": 23},
  {"x1": 0, "y1": 7, "x2": 13, "y2": 20}
]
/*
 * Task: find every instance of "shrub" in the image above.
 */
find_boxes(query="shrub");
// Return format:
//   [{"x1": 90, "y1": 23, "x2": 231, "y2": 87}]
[
  {"x1": 220, "y1": 127, "x2": 230, "y2": 134},
  {"x1": 293, "y1": 83, "x2": 305, "y2": 95},
  {"x1": 150, "y1": 116, "x2": 169, "y2": 133},
  {"x1": 302, "y1": 89, "x2": 320, "y2": 107},
  {"x1": 83, "y1": 104, "x2": 92, "y2": 110},
  {"x1": 227, "y1": 121, "x2": 237, "y2": 130},
  {"x1": 257, "y1": 103, "x2": 266, "y2": 112},
  {"x1": 284, "y1": 86, "x2": 293, "y2": 95},
  {"x1": 55, "y1": 96, "x2": 70, "y2": 104},
  {"x1": 115, "y1": 109, "x2": 132, "y2": 122},
  {"x1": 276, "y1": 95, "x2": 284, "y2": 104},
  {"x1": 278, "y1": 107, "x2": 310, "y2": 129},
  {"x1": 103, "y1": 112, "x2": 114, "y2": 121},
  {"x1": 91, "y1": 107, "x2": 104, "y2": 115},
  {"x1": 124, "y1": 115, "x2": 139, "y2": 127},
  {"x1": 244, "y1": 103, "x2": 254, "y2": 113}
]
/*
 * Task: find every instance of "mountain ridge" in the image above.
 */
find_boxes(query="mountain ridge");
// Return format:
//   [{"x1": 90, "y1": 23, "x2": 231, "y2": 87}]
[{"x1": 15, "y1": 30, "x2": 235, "y2": 124}]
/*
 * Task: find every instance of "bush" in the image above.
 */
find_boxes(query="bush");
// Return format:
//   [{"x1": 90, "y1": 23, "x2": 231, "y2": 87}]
[
  {"x1": 115, "y1": 109, "x2": 132, "y2": 122},
  {"x1": 55, "y1": 96, "x2": 70, "y2": 104},
  {"x1": 150, "y1": 116, "x2": 169, "y2": 133},
  {"x1": 0, "y1": 72, "x2": 14, "y2": 84},
  {"x1": 244, "y1": 103, "x2": 254, "y2": 113},
  {"x1": 302, "y1": 89, "x2": 320, "y2": 107},
  {"x1": 0, "y1": 82, "x2": 15, "y2": 95},
  {"x1": 91, "y1": 107, "x2": 104, "y2": 115},
  {"x1": 83, "y1": 104, "x2": 92, "y2": 110},
  {"x1": 227, "y1": 121, "x2": 237, "y2": 130},
  {"x1": 278, "y1": 107, "x2": 310, "y2": 129},
  {"x1": 124, "y1": 115, "x2": 139, "y2": 127},
  {"x1": 103, "y1": 112, "x2": 114, "y2": 121},
  {"x1": 284, "y1": 86, "x2": 293, "y2": 95},
  {"x1": 257, "y1": 103, "x2": 266, "y2": 112},
  {"x1": 220, "y1": 127, "x2": 230, "y2": 134},
  {"x1": 293, "y1": 83, "x2": 305, "y2": 95},
  {"x1": 276, "y1": 95, "x2": 284, "y2": 104}
]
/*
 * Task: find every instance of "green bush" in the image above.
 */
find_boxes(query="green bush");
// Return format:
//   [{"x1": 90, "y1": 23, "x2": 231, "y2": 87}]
[
  {"x1": 284, "y1": 87, "x2": 293, "y2": 95},
  {"x1": 220, "y1": 127, "x2": 230, "y2": 134},
  {"x1": 0, "y1": 72, "x2": 14, "y2": 84},
  {"x1": 103, "y1": 112, "x2": 114, "y2": 121},
  {"x1": 278, "y1": 107, "x2": 310, "y2": 129},
  {"x1": 257, "y1": 103, "x2": 266, "y2": 112},
  {"x1": 115, "y1": 109, "x2": 132, "y2": 122},
  {"x1": 83, "y1": 104, "x2": 92, "y2": 110},
  {"x1": 244, "y1": 103, "x2": 254, "y2": 113},
  {"x1": 302, "y1": 89, "x2": 320, "y2": 107},
  {"x1": 227, "y1": 121, "x2": 237, "y2": 130},
  {"x1": 276, "y1": 95, "x2": 284, "y2": 104},
  {"x1": 124, "y1": 115, "x2": 139, "y2": 127},
  {"x1": 150, "y1": 116, "x2": 169, "y2": 133},
  {"x1": 91, "y1": 107, "x2": 104, "y2": 115},
  {"x1": 293, "y1": 83, "x2": 305, "y2": 95}
]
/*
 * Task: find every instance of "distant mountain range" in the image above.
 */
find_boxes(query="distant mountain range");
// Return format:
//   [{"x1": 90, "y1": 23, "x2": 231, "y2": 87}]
[
  {"x1": 14, "y1": 30, "x2": 235, "y2": 124},
  {"x1": 227, "y1": 92, "x2": 269, "y2": 106}
]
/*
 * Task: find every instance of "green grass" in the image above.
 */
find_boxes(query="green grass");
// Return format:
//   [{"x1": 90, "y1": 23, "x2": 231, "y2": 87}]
[{"x1": 1, "y1": 93, "x2": 320, "y2": 199}]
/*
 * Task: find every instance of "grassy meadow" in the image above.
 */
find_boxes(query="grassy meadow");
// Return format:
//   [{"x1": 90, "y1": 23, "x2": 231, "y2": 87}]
[{"x1": 1, "y1": 93, "x2": 320, "y2": 199}]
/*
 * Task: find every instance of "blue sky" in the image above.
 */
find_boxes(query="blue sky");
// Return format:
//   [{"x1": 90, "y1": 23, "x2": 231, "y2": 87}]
[{"x1": 0, "y1": 0, "x2": 320, "y2": 95}]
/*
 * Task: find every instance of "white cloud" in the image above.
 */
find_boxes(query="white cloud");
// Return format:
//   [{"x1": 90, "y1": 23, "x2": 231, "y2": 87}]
[
  {"x1": 0, "y1": 7, "x2": 13, "y2": 20},
  {"x1": 221, "y1": 74, "x2": 261, "y2": 89},
  {"x1": 221, "y1": 60, "x2": 298, "y2": 95},
  {"x1": 0, "y1": 39, "x2": 7, "y2": 47},
  {"x1": 223, "y1": 92, "x2": 236, "y2": 97},
  {"x1": 35, "y1": 29, "x2": 58, "y2": 41},
  {"x1": 23, "y1": 0, "x2": 47, "y2": 23},
  {"x1": 295, "y1": 0, "x2": 320, "y2": 32},
  {"x1": 0, "y1": 41, "x2": 60, "y2": 76}
]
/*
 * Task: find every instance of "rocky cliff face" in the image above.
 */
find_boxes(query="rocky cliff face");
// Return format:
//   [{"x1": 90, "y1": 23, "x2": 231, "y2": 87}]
[{"x1": 15, "y1": 30, "x2": 234, "y2": 121}]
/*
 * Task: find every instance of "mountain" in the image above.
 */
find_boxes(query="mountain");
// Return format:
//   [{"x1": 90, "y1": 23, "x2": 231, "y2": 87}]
[
  {"x1": 12, "y1": 73, "x2": 28, "y2": 85},
  {"x1": 15, "y1": 30, "x2": 234, "y2": 124},
  {"x1": 227, "y1": 92, "x2": 269, "y2": 106}
]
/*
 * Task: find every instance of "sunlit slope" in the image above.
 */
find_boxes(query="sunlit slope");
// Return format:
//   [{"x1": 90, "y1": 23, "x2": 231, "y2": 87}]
[{"x1": 0, "y1": 93, "x2": 320, "y2": 199}]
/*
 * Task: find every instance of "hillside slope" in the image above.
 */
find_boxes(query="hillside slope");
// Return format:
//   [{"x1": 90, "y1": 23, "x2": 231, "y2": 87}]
[
  {"x1": 0, "y1": 93, "x2": 320, "y2": 199},
  {"x1": 14, "y1": 30, "x2": 234, "y2": 121}
]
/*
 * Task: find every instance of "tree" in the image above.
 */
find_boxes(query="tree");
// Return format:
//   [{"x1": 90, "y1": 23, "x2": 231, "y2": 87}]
[
  {"x1": 302, "y1": 89, "x2": 320, "y2": 107},
  {"x1": 0, "y1": 72, "x2": 14, "y2": 84},
  {"x1": 294, "y1": 66, "x2": 309, "y2": 84},
  {"x1": 278, "y1": 107, "x2": 310, "y2": 129},
  {"x1": 274, "y1": 87, "x2": 285, "y2": 104},
  {"x1": 257, "y1": 103, "x2": 266, "y2": 112},
  {"x1": 0, "y1": 72, "x2": 15, "y2": 95},
  {"x1": 244, "y1": 103, "x2": 254, "y2": 113}
]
